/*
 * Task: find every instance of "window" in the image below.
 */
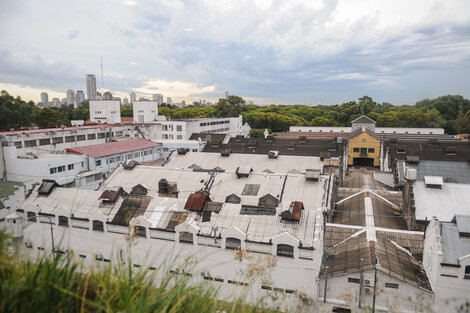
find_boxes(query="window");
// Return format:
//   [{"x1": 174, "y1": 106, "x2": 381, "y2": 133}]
[
  {"x1": 135, "y1": 226, "x2": 146, "y2": 237},
  {"x1": 163, "y1": 148, "x2": 169, "y2": 152},
  {"x1": 226, "y1": 237, "x2": 241, "y2": 250},
  {"x1": 39, "y1": 138, "x2": 51, "y2": 146},
  {"x1": 87, "y1": 134, "x2": 96, "y2": 140},
  {"x1": 465, "y1": 266, "x2": 470, "y2": 279},
  {"x1": 65, "y1": 136, "x2": 75, "y2": 142},
  {"x1": 68, "y1": 164, "x2": 74, "y2": 170},
  {"x1": 115, "y1": 156, "x2": 121, "y2": 162},
  {"x1": 179, "y1": 231, "x2": 193, "y2": 244},
  {"x1": 385, "y1": 283, "x2": 399, "y2": 289},
  {"x1": 133, "y1": 152, "x2": 140, "y2": 157},
  {"x1": 353, "y1": 147, "x2": 360, "y2": 153},
  {"x1": 14, "y1": 141, "x2": 22, "y2": 148},
  {"x1": 95, "y1": 160, "x2": 102, "y2": 167},
  {"x1": 277, "y1": 244, "x2": 294, "y2": 258},
  {"x1": 58, "y1": 216, "x2": 69, "y2": 227},
  {"x1": 27, "y1": 211, "x2": 36, "y2": 222},
  {"x1": 116, "y1": 131, "x2": 123, "y2": 137},
  {"x1": 109, "y1": 157, "x2": 114, "y2": 163},
  {"x1": 77, "y1": 135, "x2": 86, "y2": 141},
  {"x1": 348, "y1": 277, "x2": 360, "y2": 284},
  {"x1": 368, "y1": 148, "x2": 375, "y2": 153},
  {"x1": 163, "y1": 125, "x2": 168, "y2": 131},
  {"x1": 98, "y1": 133, "x2": 106, "y2": 139},
  {"x1": 50, "y1": 167, "x2": 57, "y2": 174},
  {"x1": 24, "y1": 140, "x2": 37, "y2": 147},
  {"x1": 177, "y1": 125, "x2": 182, "y2": 131},
  {"x1": 57, "y1": 165, "x2": 65, "y2": 172},
  {"x1": 52, "y1": 137, "x2": 63, "y2": 144},
  {"x1": 92, "y1": 220, "x2": 104, "y2": 231},
  {"x1": 360, "y1": 147, "x2": 367, "y2": 155},
  {"x1": 126, "y1": 153, "x2": 132, "y2": 160},
  {"x1": 177, "y1": 135, "x2": 182, "y2": 140},
  {"x1": 242, "y1": 184, "x2": 260, "y2": 196}
]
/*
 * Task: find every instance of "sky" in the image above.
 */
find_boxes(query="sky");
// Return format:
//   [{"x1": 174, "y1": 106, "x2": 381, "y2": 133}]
[{"x1": 0, "y1": 0, "x2": 469, "y2": 105}]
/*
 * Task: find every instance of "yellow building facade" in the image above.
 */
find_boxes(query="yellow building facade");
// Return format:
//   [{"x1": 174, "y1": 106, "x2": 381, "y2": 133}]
[{"x1": 347, "y1": 129, "x2": 381, "y2": 167}]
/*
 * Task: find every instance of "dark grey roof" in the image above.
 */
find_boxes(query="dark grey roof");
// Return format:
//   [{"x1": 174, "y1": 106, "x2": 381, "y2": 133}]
[
  {"x1": 397, "y1": 160, "x2": 470, "y2": 185},
  {"x1": 202, "y1": 136, "x2": 345, "y2": 158},
  {"x1": 351, "y1": 115, "x2": 376, "y2": 124},
  {"x1": 441, "y1": 218, "x2": 470, "y2": 265},
  {"x1": 454, "y1": 215, "x2": 470, "y2": 235},
  {"x1": 387, "y1": 140, "x2": 470, "y2": 162},
  {"x1": 189, "y1": 133, "x2": 227, "y2": 142}
]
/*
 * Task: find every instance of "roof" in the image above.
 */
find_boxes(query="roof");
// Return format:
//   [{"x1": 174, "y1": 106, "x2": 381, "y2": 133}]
[
  {"x1": 275, "y1": 131, "x2": 349, "y2": 140},
  {"x1": 66, "y1": 138, "x2": 161, "y2": 157},
  {"x1": 441, "y1": 217, "x2": 470, "y2": 265},
  {"x1": 397, "y1": 160, "x2": 470, "y2": 185},
  {"x1": 321, "y1": 231, "x2": 432, "y2": 292},
  {"x1": 423, "y1": 176, "x2": 443, "y2": 185},
  {"x1": 413, "y1": 181, "x2": 470, "y2": 221},
  {"x1": 121, "y1": 117, "x2": 134, "y2": 122},
  {"x1": 351, "y1": 115, "x2": 376, "y2": 124},
  {"x1": 165, "y1": 151, "x2": 323, "y2": 174},
  {"x1": 349, "y1": 126, "x2": 380, "y2": 140},
  {"x1": 188, "y1": 133, "x2": 227, "y2": 142}
]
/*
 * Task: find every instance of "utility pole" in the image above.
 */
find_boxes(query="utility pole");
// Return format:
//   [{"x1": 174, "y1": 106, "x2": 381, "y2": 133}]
[
  {"x1": 359, "y1": 258, "x2": 364, "y2": 308},
  {"x1": 324, "y1": 266, "x2": 329, "y2": 303},
  {"x1": 372, "y1": 257, "x2": 378, "y2": 313}
]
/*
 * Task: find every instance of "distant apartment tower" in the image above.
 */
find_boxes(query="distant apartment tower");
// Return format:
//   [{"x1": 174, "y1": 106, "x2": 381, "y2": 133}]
[
  {"x1": 225, "y1": 91, "x2": 229, "y2": 99},
  {"x1": 130, "y1": 92, "x2": 136, "y2": 103},
  {"x1": 152, "y1": 93, "x2": 164, "y2": 105},
  {"x1": 123, "y1": 97, "x2": 129, "y2": 106},
  {"x1": 52, "y1": 98, "x2": 60, "y2": 107},
  {"x1": 76, "y1": 90, "x2": 85, "y2": 107},
  {"x1": 66, "y1": 89, "x2": 75, "y2": 106},
  {"x1": 103, "y1": 91, "x2": 113, "y2": 100},
  {"x1": 167, "y1": 97, "x2": 172, "y2": 105},
  {"x1": 86, "y1": 74, "x2": 97, "y2": 100},
  {"x1": 133, "y1": 101, "x2": 159, "y2": 123},
  {"x1": 40, "y1": 92, "x2": 48, "y2": 106}
]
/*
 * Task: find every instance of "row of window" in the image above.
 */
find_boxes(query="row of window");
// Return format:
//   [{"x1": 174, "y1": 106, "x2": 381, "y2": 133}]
[
  {"x1": 200, "y1": 120, "x2": 229, "y2": 127},
  {"x1": 49, "y1": 163, "x2": 77, "y2": 174},
  {"x1": 200, "y1": 128, "x2": 229, "y2": 134},
  {"x1": 162, "y1": 125, "x2": 183, "y2": 132},
  {"x1": 18, "y1": 134, "x2": 107, "y2": 148},
  {"x1": 352, "y1": 147, "x2": 375, "y2": 154},
  {"x1": 348, "y1": 277, "x2": 399, "y2": 289},
  {"x1": 95, "y1": 149, "x2": 159, "y2": 167},
  {"x1": 162, "y1": 134, "x2": 184, "y2": 140}
]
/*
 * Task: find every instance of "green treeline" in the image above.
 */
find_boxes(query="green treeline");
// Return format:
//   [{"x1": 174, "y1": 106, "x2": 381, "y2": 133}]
[{"x1": 2, "y1": 90, "x2": 470, "y2": 134}]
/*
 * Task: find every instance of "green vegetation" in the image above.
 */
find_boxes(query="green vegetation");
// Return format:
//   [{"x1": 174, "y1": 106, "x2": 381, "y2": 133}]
[
  {"x1": 0, "y1": 231, "x2": 277, "y2": 313},
  {"x1": 2, "y1": 90, "x2": 470, "y2": 134}
]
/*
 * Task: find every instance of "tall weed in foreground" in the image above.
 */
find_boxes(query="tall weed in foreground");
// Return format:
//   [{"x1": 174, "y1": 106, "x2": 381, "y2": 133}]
[{"x1": 0, "y1": 231, "x2": 278, "y2": 313}]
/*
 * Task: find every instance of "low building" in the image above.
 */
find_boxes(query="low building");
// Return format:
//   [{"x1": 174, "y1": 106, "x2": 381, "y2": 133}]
[
  {"x1": 423, "y1": 216, "x2": 470, "y2": 312},
  {"x1": 10, "y1": 151, "x2": 331, "y2": 311},
  {"x1": 347, "y1": 120, "x2": 381, "y2": 167},
  {"x1": 160, "y1": 116, "x2": 243, "y2": 140},
  {"x1": 89, "y1": 100, "x2": 121, "y2": 124},
  {"x1": 66, "y1": 138, "x2": 163, "y2": 174}
]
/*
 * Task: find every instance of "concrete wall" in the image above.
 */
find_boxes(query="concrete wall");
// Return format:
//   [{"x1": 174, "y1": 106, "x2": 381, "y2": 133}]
[
  {"x1": 90, "y1": 100, "x2": 121, "y2": 124},
  {"x1": 133, "y1": 101, "x2": 159, "y2": 123},
  {"x1": 423, "y1": 219, "x2": 470, "y2": 312},
  {"x1": 290, "y1": 126, "x2": 445, "y2": 135},
  {"x1": 9, "y1": 214, "x2": 321, "y2": 312},
  {"x1": 318, "y1": 270, "x2": 434, "y2": 312}
]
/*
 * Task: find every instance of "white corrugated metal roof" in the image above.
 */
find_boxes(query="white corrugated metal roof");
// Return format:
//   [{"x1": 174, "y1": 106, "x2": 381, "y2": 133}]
[{"x1": 423, "y1": 176, "x2": 443, "y2": 186}]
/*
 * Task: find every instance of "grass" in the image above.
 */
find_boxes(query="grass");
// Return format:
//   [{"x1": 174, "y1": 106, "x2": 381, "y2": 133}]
[
  {"x1": 0, "y1": 180, "x2": 22, "y2": 200},
  {"x1": 0, "y1": 231, "x2": 279, "y2": 313}
]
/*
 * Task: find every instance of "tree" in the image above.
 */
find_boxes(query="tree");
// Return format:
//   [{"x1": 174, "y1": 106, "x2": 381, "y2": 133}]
[
  {"x1": 310, "y1": 116, "x2": 338, "y2": 126},
  {"x1": 249, "y1": 129, "x2": 265, "y2": 138},
  {"x1": 454, "y1": 105, "x2": 470, "y2": 134},
  {"x1": 33, "y1": 108, "x2": 70, "y2": 128},
  {"x1": 215, "y1": 95, "x2": 246, "y2": 117}
]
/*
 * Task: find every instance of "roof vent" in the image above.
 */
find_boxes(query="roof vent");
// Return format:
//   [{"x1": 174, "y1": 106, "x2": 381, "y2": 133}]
[
  {"x1": 406, "y1": 156, "x2": 419, "y2": 164},
  {"x1": 268, "y1": 150, "x2": 279, "y2": 159},
  {"x1": 258, "y1": 194, "x2": 279, "y2": 209},
  {"x1": 99, "y1": 187, "x2": 123, "y2": 202},
  {"x1": 445, "y1": 146, "x2": 456, "y2": 156},
  {"x1": 280, "y1": 201, "x2": 304, "y2": 221},
  {"x1": 38, "y1": 180, "x2": 58, "y2": 196},
  {"x1": 424, "y1": 176, "x2": 443, "y2": 189},
  {"x1": 235, "y1": 135, "x2": 244, "y2": 142},
  {"x1": 158, "y1": 179, "x2": 178, "y2": 196},
  {"x1": 247, "y1": 141, "x2": 257, "y2": 149},
  {"x1": 130, "y1": 184, "x2": 148, "y2": 195},
  {"x1": 123, "y1": 160, "x2": 139, "y2": 170},
  {"x1": 177, "y1": 148, "x2": 189, "y2": 155},
  {"x1": 305, "y1": 169, "x2": 321, "y2": 181},
  {"x1": 405, "y1": 168, "x2": 417, "y2": 181},
  {"x1": 236, "y1": 166, "x2": 252, "y2": 178},
  {"x1": 221, "y1": 148, "x2": 231, "y2": 157}
]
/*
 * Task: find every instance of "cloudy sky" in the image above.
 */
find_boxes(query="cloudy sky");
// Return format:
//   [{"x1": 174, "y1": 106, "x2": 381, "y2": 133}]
[{"x1": 1, "y1": 0, "x2": 469, "y2": 105}]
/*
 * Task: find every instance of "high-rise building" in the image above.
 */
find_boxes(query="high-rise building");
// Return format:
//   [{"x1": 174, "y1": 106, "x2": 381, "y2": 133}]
[
  {"x1": 66, "y1": 89, "x2": 75, "y2": 106},
  {"x1": 76, "y1": 90, "x2": 85, "y2": 107},
  {"x1": 123, "y1": 97, "x2": 129, "y2": 106},
  {"x1": 167, "y1": 97, "x2": 172, "y2": 105},
  {"x1": 154, "y1": 94, "x2": 163, "y2": 105},
  {"x1": 40, "y1": 92, "x2": 48, "y2": 106},
  {"x1": 52, "y1": 98, "x2": 60, "y2": 107},
  {"x1": 130, "y1": 92, "x2": 136, "y2": 103},
  {"x1": 225, "y1": 91, "x2": 229, "y2": 99},
  {"x1": 86, "y1": 74, "x2": 97, "y2": 100}
]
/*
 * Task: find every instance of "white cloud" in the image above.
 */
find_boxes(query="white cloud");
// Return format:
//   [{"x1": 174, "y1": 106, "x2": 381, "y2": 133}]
[{"x1": 133, "y1": 79, "x2": 216, "y2": 102}]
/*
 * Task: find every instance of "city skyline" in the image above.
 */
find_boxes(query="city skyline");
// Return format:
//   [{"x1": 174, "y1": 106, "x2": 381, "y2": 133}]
[{"x1": 0, "y1": 0, "x2": 469, "y2": 105}]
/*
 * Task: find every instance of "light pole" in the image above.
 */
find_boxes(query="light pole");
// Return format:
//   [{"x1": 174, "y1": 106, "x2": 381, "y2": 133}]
[{"x1": 24, "y1": 215, "x2": 55, "y2": 254}]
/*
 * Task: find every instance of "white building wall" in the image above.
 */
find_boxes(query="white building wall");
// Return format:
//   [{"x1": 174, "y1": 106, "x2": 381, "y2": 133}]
[
  {"x1": 318, "y1": 271, "x2": 434, "y2": 312},
  {"x1": 132, "y1": 101, "x2": 159, "y2": 123},
  {"x1": 87, "y1": 146, "x2": 162, "y2": 173},
  {"x1": 90, "y1": 100, "x2": 121, "y2": 124},
  {"x1": 423, "y1": 218, "x2": 470, "y2": 312},
  {"x1": 160, "y1": 117, "x2": 242, "y2": 140},
  {"x1": 3, "y1": 146, "x2": 87, "y2": 184},
  {"x1": 290, "y1": 126, "x2": 445, "y2": 135},
  {"x1": 157, "y1": 140, "x2": 203, "y2": 159},
  {"x1": 12, "y1": 216, "x2": 320, "y2": 312}
]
